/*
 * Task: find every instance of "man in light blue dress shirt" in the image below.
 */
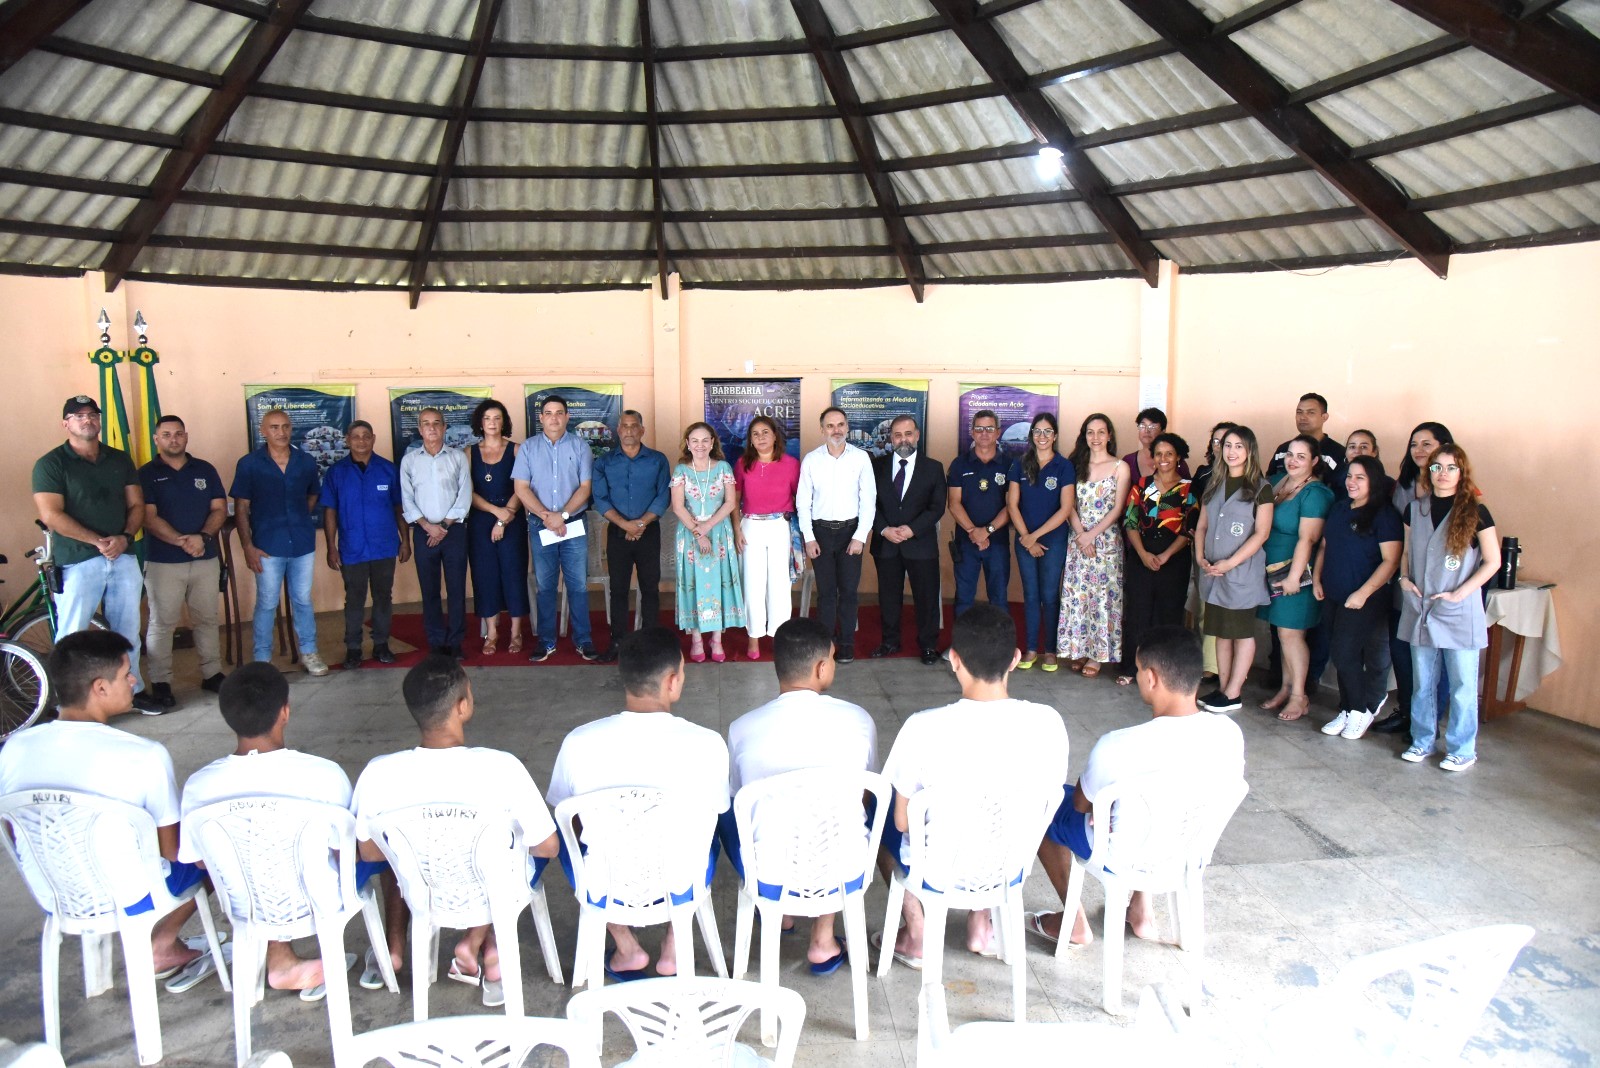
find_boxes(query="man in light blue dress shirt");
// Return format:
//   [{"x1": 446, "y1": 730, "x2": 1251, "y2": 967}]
[
  {"x1": 400, "y1": 408, "x2": 471, "y2": 659},
  {"x1": 513, "y1": 395, "x2": 600, "y2": 662}
]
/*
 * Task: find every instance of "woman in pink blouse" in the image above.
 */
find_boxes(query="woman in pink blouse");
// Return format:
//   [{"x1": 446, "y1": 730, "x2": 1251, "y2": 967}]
[{"x1": 733, "y1": 416, "x2": 801, "y2": 660}]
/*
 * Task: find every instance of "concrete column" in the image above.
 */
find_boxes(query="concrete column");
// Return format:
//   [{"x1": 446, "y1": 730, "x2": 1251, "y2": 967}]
[
  {"x1": 1137, "y1": 260, "x2": 1178, "y2": 418},
  {"x1": 651, "y1": 272, "x2": 682, "y2": 438}
]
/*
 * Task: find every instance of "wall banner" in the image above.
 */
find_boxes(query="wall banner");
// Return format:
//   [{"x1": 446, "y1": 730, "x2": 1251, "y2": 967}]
[
  {"x1": 244, "y1": 384, "x2": 356, "y2": 479},
  {"x1": 702, "y1": 378, "x2": 802, "y2": 460},
  {"x1": 829, "y1": 378, "x2": 929, "y2": 459},
  {"x1": 388, "y1": 387, "x2": 491, "y2": 460},
  {"x1": 524, "y1": 384, "x2": 623, "y2": 459},
  {"x1": 956, "y1": 383, "x2": 1060, "y2": 462}
]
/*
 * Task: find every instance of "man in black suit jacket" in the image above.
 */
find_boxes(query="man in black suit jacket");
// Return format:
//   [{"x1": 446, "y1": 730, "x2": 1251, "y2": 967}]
[{"x1": 870, "y1": 416, "x2": 947, "y2": 664}]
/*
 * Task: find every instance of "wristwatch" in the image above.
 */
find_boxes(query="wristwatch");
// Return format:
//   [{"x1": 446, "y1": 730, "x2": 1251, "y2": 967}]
[
  {"x1": 985, "y1": 524, "x2": 995, "y2": 534},
  {"x1": 559, "y1": 510, "x2": 570, "y2": 521}
]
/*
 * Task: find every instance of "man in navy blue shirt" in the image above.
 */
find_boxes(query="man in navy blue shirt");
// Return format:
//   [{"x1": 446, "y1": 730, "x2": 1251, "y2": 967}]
[
  {"x1": 139, "y1": 414, "x2": 227, "y2": 708},
  {"x1": 320, "y1": 421, "x2": 410, "y2": 670},
  {"x1": 591, "y1": 409, "x2": 671, "y2": 662},
  {"x1": 230, "y1": 409, "x2": 327, "y2": 675},
  {"x1": 946, "y1": 409, "x2": 1011, "y2": 622}
]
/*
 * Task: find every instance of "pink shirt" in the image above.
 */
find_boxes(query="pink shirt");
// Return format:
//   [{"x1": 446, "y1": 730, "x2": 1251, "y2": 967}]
[{"x1": 734, "y1": 454, "x2": 800, "y2": 515}]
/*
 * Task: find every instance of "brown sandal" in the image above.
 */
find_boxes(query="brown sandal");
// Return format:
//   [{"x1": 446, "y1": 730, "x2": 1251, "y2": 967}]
[
  {"x1": 508, "y1": 633, "x2": 523, "y2": 655},
  {"x1": 1081, "y1": 661, "x2": 1101, "y2": 679}
]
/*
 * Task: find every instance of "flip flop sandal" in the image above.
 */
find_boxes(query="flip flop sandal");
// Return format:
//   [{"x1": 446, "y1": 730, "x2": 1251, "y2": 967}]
[
  {"x1": 809, "y1": 941, "x2": 847, "y2": 976},
  {"x1": 869, "y1": 930, "x2": 922, "y2": 972},
  {"x1": 155, "y1": 933, "x2": 228, "y2": 980},
  {"x1": 359, "y1": 948, "x2": 387, "y2": 991},
  {"x1": 604, "y1": 963, "x2": 653, "y2": 983},
  {"x1": 297, "y1": 953, "x2": 357, "y2": 1003},
  {"x1": 447, "y1": 957, "x2": 482, "y2": 987},
  {"x1": 481, "y1": 978, "x2": 505, "y2": 1008},
  {"x1": 1023, "y1": 910, "x2": 1061, "y2": 947},
  {"x1": 164, "y1": 942, "x2": 234, "y2": 994}
]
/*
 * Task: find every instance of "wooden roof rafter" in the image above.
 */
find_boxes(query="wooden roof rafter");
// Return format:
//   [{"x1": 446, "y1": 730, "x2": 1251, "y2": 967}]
[
  {"x1": 638, "y1": 0, "x2": 672, "y2": 300},
  {"x1": 0, "y1": 0, "x2": 93, "y2": 75}
]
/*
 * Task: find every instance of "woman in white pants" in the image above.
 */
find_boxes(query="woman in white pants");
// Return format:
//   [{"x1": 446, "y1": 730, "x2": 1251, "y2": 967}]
[{"x1": 733, "y1": 416, "x2": 800, "y2": 660}]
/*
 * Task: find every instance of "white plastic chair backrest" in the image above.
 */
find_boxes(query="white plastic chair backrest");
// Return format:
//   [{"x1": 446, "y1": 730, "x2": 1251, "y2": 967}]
[
  {"x1": 733, "y1": 769, "x2": 889, "y2": 900},
  {"x1": 1327, "y1": 923, "x2": 1534, "y2": 1060},
  {"x1": 367, "y1": 803, "x2": 529, "y2": 927},
  {"x1": 902, "y1": 784, "x2": 1058, "y2": 900},
  {"x1": 1084, "y1": 776, "x2": 1249, "y2": 889},
  {"x1": 0, "y1": 1037, "x2": 67, "y2": 1068},
  {"x1": 568, "y1": 977, "x2": 805, "y2": 1068},
  {"x1": 344, "y1": 1014, "x2": 599, "y2": 1068},
  {"x1": 588, "y1": 512, "x2": 607, "y2": 572},
  {"x1": 554, "y1": 788, "x2": 716, "y2": 910},
  {"x1": 0, "y1": 789, "x2": 164, "y2": 921},
  {"x1": 184, "y1": 798, "x2": 358, "y2": 928}
]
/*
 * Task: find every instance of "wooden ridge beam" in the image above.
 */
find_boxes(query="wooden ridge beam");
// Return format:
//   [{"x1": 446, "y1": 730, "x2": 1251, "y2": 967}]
[
  {"x1": 1117, "y1": 0, "x2": 1454, "y2": 277},
  {"x1": 789, "y1": 0, "x2": 927, "y2": 301},
  {"x1": 98, "y1": 0, "x2": 313, "y2": 291},
  {"x1": 926, "y1": 0, "x2": 1163, "y2": 286},
  {"x1": 638, "y1": 0, "x2": 672, "y2": 299},
  {"x1": 0, "y1": 0, "x2": 91, "y2": 74}
]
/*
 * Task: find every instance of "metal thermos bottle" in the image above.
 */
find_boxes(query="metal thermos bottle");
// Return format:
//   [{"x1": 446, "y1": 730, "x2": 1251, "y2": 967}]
[{"x1": 1498, "y1": 537, "x2": 1520, "y2": 589}]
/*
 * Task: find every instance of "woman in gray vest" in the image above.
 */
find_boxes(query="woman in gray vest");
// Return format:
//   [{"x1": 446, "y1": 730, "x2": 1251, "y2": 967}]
[
  {"x1": 1397, "y1": 443, "x2": 1500, "y2": 771},
  {"x1": 1194, "y1": 426, "x2": 1275, "y2": 713}
]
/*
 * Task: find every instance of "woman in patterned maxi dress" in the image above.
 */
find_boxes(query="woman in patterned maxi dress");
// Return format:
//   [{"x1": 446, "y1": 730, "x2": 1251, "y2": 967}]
[
  {"x1": 670, "y1": 422, "x2": 746, "y2": 662},
  {"x1": 1058, "y1": 413, "x2": 1131, "y2": 676}
]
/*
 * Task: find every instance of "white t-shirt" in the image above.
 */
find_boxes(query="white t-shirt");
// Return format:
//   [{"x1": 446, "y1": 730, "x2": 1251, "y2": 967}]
[
  {"x1": 881, "y1": 697, "x2": 1070, "y2": 800},
  {"x1": 1078, "y1": 712, "x2": 1246, "y2": 847},
  {"x1": 177, "y1": 748, "x2": 354, "y2": 863},
  {"x1": 0, "y1": 720, "x2": 179, "y2": 826},
  {"x1": 351, "y1": 746, "x2": 556, "y2": 847},
  {"x1": 546, "y1": 711, "x2": 730, "y2": 817},
  {"x1": 727, "y1": 690, "x2": 878, "y2": 795}
]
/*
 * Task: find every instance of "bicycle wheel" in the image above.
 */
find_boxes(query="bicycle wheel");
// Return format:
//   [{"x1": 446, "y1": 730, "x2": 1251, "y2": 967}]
[
  {"x1": 7, "y1": 607, "x2": 108, "y2": 663},
  {"x1": 0, "y1": 639, "x2": 50, "y2": 740}
]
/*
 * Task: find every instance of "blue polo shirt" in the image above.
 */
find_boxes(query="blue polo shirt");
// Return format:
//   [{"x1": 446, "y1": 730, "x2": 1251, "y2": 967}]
[
  {"x1": 139, "y1": 456, "x2": 224, "y2": 564},
  {"x1": 511, "y1": 431, "x2": 593, "y2": 530},
  {"x1": 230, "y1": 445, "x2": 320, "y2": 558},
  {"x1": 593, "y1": 445, "x2": 671, "y2": 522},
  {"x1": 1007, "y1": 454, "x2": 1076, "y2": 549},
  {"x1": 946, "y1": 449, "x2": 1011, "y2": 530},
  {"x1": 318, "y1": 454, "x2": 402, "y2": 565}
]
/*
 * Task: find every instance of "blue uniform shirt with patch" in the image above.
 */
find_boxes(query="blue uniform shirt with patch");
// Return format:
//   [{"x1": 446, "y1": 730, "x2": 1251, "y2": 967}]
[
  {"x1": 139, "y1": 457, "x2": 224, "y2": 564},
  {"x1": 946, "y1": 450, "x2": 1011, "y2": 528},
  {"x1": 318, "y1": 453, "x2": 402, "y2": 565}
]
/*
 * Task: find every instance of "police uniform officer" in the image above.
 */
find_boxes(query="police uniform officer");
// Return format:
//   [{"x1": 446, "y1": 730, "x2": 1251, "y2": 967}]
[{"x1": 946, "y1": 409, "x2": 1012, "y2": 620}]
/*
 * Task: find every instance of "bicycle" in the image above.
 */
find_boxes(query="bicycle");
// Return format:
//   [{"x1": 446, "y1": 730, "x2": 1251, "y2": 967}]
[{"x1": 0, "y1": 539, "x2": 51, "y2": 740}]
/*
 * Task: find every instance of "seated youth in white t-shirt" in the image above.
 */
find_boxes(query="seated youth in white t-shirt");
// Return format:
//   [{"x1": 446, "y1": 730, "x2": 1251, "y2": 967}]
[
  {"x1": 351, "y1": 655, "x2": 559, "y2": 1007},
  {"x1": 179, "y1": 661, "x2": 382, "y2": 996},
  {"x1": 722, "y1": 616, "x2": 878, "y2": 973},
  {"x1": 877, "y1": 604, "x2": 1071, "y2": 968},
  {"x1": 545, "y1": 626, "x2": 730, "y2": 980},
  {"x1": 1031, "y1": 625, "x2": 1246, "y2": 946},
  {"x1": 0, "y1": 630, "x2": 208, "y2": 980}
]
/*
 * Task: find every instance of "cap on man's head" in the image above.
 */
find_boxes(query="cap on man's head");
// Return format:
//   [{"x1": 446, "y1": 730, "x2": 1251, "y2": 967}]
[{"x1": 62, "y1": 395, "x2": 101, "y2": 418}]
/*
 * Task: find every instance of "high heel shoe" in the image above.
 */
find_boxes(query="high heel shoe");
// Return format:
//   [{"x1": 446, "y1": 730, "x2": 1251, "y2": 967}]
[
  {"x1": 689, "y1": 636, "x2": 707, "y2": 663},
  {"x1": 709, "y1": 637, "x2": 726, "y2": 663}
]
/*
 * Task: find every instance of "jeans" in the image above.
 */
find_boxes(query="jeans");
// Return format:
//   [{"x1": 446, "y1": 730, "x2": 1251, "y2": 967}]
[
  {"x1": 533, "y1": 530, "x2": 592, "y2": 649},
  {"x1": 144, "y1": 557, "x2": 222, "y2": 683},
  {"x1": 253, "y1": 551, "x2": 317, "y2": 662},
  {"x1": 1014, "y1": 540, "x2": 1066, "y2": 654},
  {"x1": 58, "y1": 554, "x2": 146, "y2": 691},
  {"x1": 1410, "y1": 646, "x2": 1479, "y2": 760},
  {"x1": 952, "y1": 534, "x2": 1009, "y2": 619},
  {"x1": 340, "y1": 557, "x2": 396, "y2": 649}
]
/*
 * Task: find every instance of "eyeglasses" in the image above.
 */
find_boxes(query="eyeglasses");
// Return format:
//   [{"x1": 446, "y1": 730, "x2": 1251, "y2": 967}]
[
  {"x1": 65, "y1": 412, "x2": 100, "y2": 421},
  {"x1": 1428, "y1": 463, "x2": 1460, "y2": 474},
  {"x1": 971, "y1": 426, "x2": 999, "y2": 434},
  {"x1": 1031, "y1": 428, "x2": 1056, "y2": 437},
  {"x1": 1136, "y1": 422, "x2": 1162, "y2": 431}
]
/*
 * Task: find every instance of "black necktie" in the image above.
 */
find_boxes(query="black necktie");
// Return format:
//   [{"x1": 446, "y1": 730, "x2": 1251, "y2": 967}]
[{"x1": 894, "y1": 458, "x2": 907, "y2": 500}]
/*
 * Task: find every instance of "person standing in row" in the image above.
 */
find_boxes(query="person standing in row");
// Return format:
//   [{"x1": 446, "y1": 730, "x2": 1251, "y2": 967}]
[
  {"x1": 732, "y1": 415, "x2": 799, "y2": 661},
  {"x1": 870, "y1": 416, "x2": 947, "y2": 665},
  {"x1": 1195, "y1": 426, "x2": 1274, "y2": 713},
  {"x1": 1190, "y1": 421, "x2": 1234, "y2": 682},
  {"x1": 946, "y1": 409, "x2": 1011, "y2": 628},
  {"x1": 593, "y1": 409, "x2": 672, "y2": 661},
  {"x1": 231, "y1": 408, "x2": 327, "y2": 676},
  {"x1": 1117, "y1": 432, "x2": 1196, "y2": 686},
  {"x1": 140, "y1": 414, "x2": 227, "y2": 707},
  {"x1": 514, "y1": 395, "x2": 600, "y2": 663},
  {"x1": 671, "y1": 423, "x2": 744, "y2": 663},
  {"x1": 1121, "y1": 408, "x2": 1190, "y2": 482},
  {"x1": 1006, "y1": 413, "x2": 1073, "y2": 671},
  {"x1": 401, "y1": 408, "x2": 471, "y2": 661},
  {"x1": 796, "y1": 407, "x2": 875, "y2": 664},
  {"x1": 1267, "y1": 393, "x2": 1343, "y2": 481},
  {"x1": 466, "y1": 399, "x2": 528, "y2": 657},
  {"x1": 320, "y1": 420, "x2": 409, "y2": 669},
  {"x1": 1058, "y1": 413, "x2": 1128, "y2": 678},
  {"x1": 1257, "y1": 436, "x2": 1335, "y2": 723}
]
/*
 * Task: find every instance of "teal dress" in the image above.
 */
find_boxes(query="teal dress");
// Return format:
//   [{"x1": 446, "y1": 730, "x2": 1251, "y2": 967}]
[
  {"x1": 1258, "y1": 475, "x2": 1335, "y2": 629},
  {"x1": 672, "y1": 461, "x2": 747, "y2": 633}
]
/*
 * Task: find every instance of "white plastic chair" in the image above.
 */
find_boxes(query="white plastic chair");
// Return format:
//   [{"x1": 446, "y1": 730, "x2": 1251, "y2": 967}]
[
  {"x1": 0, "y1": 790, "x2": 230, "y2": 1066},
  {"x1": 0, "y1": 1037, "x2": 66, "y2": 1068},
  {"x1": 1260, "y1": 924, "x2": 1535, "y2": 1065},
  {"x1": 238, "y1": 1015, "x2": 598, "y2": 1068},
  {"x1": 568, "y1": 977, "x2": 805, "y2": 1067},
  {"x1": 876, "y1": 784, "x2": 1059, "y2": 1033},
  {"x1": 1056, "y1": 775, "x2": 1249, "y2": 1016},
  {"x1": 184, "y1": 798, "x2": 401, "y2": 1067},
  {"x1": 731, "y1": 769, "x2": 889, "y2": 1044},
  {"x1": 554, "y1": 787, "x2": 729, "y2": 990},
  {"x1": 367, "y1": 803, "x2": 563, "y2": 1021}
]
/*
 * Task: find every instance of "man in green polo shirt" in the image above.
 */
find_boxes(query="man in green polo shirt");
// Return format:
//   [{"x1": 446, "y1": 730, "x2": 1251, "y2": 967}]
[{"x1": 32, "y1": 394, "x2": 164, "y2": 715}]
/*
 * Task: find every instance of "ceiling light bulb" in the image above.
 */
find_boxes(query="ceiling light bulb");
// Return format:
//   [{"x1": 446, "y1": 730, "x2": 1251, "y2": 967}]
[{"x1": 1035, "y1": 145, "x2": 1064, "y2": 182}]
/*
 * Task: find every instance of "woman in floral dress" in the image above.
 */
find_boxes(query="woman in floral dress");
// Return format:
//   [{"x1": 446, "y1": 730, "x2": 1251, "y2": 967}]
[
  {"x1": 670, "y1": 422, "x2": 745, "y2": 662},
  {"x1": 1057, "y1": 413, "x2": 1131, "y2": 676}
]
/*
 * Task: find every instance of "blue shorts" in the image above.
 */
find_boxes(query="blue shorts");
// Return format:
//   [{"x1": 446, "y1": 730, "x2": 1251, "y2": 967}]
[
  {"x1": 125, "y1": 860, "x2": 205, "y2": 916},
  {"x1": 558, "y1": 836, "x2": 715, "y2": 907},
  {"x1": 1044, "y1": 795, "x2": 1094, "y2": 861},
  {"x1": 719, "y1": 803, "x2": 871, "y2": 901},
  {"x1": 355, "y1": 859, "x2": 389, "y2": 888}
]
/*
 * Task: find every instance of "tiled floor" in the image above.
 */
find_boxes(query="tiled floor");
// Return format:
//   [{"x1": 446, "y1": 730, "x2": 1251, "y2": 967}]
[{"x1": 2, "y1": 630, "x2": 1596, "y2": 1066}]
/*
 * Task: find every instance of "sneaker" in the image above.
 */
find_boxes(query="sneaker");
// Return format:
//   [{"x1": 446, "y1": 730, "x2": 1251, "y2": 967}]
[
  {"x1": 200, "y1": 672, "x2": 226, "y2": 693},
  {"x1": 1400, "y1": 745, "x2": 1431, "y2": 763},
  {"x1": 1199, "y1": 690, "x2": 1242, "y2": 713},
  {"x1": 150, "y1": 682, "x2": 177, "y2": 708},
  {"x1": 372, "y1": 644, "x2": 396, "y2": 664},
  {"x1": 1321, "y1": 711, "x2": 1350, "y2": 736},
  {"x1": 1341, "y1": 710, "x2": 1377, "y2": 740},
  {"x1": 577, "y1": 643, "x2": 600, "y2": 662},
  {"x1": 301, "y1": 652, "x2": 330, "y2": 677},
  {"x1": 343, "y1": 649, "x2": 363, "y2": 671},
  {"x1": 1440, "y1": 754, "x2": 1477, "y2": 772},
  {"x1": 528, "y1": 643, "x2": 556, "y2": 664},
  {"x1": 131, "y1": 690, "x2": 170, "y2": 716}
]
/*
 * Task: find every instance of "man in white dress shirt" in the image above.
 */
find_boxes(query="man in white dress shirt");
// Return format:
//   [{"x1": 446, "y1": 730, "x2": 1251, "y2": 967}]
[
  {"x1": 722, "y1": 617, "x2": 877, "y2": 971},
  {"x1": 796, "y1": 406, "x2": 876, "y2": 663},
  {"x1": 400, "y1": 409, "x2": 471, "y2": 660}
]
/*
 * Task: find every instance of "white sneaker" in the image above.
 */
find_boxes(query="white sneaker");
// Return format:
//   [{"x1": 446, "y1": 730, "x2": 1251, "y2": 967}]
[
  {"x1": 1440, "y1": 754, "x2": 1477, "y2": 772},
  {"x1": 1341, "y1": 710, "x2": 1377, "y2": 739},
  {"x1": 1321, "y1": 711, "x2": 1350, "y2": 736},
  {"x1": 301, "y1": 652, "x2": 329, "y2": 677}
]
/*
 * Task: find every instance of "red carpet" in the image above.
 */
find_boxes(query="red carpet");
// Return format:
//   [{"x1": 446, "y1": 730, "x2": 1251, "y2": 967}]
[{"x1": 372, "y1": 602, "x2": 1028, "y2": 669}]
